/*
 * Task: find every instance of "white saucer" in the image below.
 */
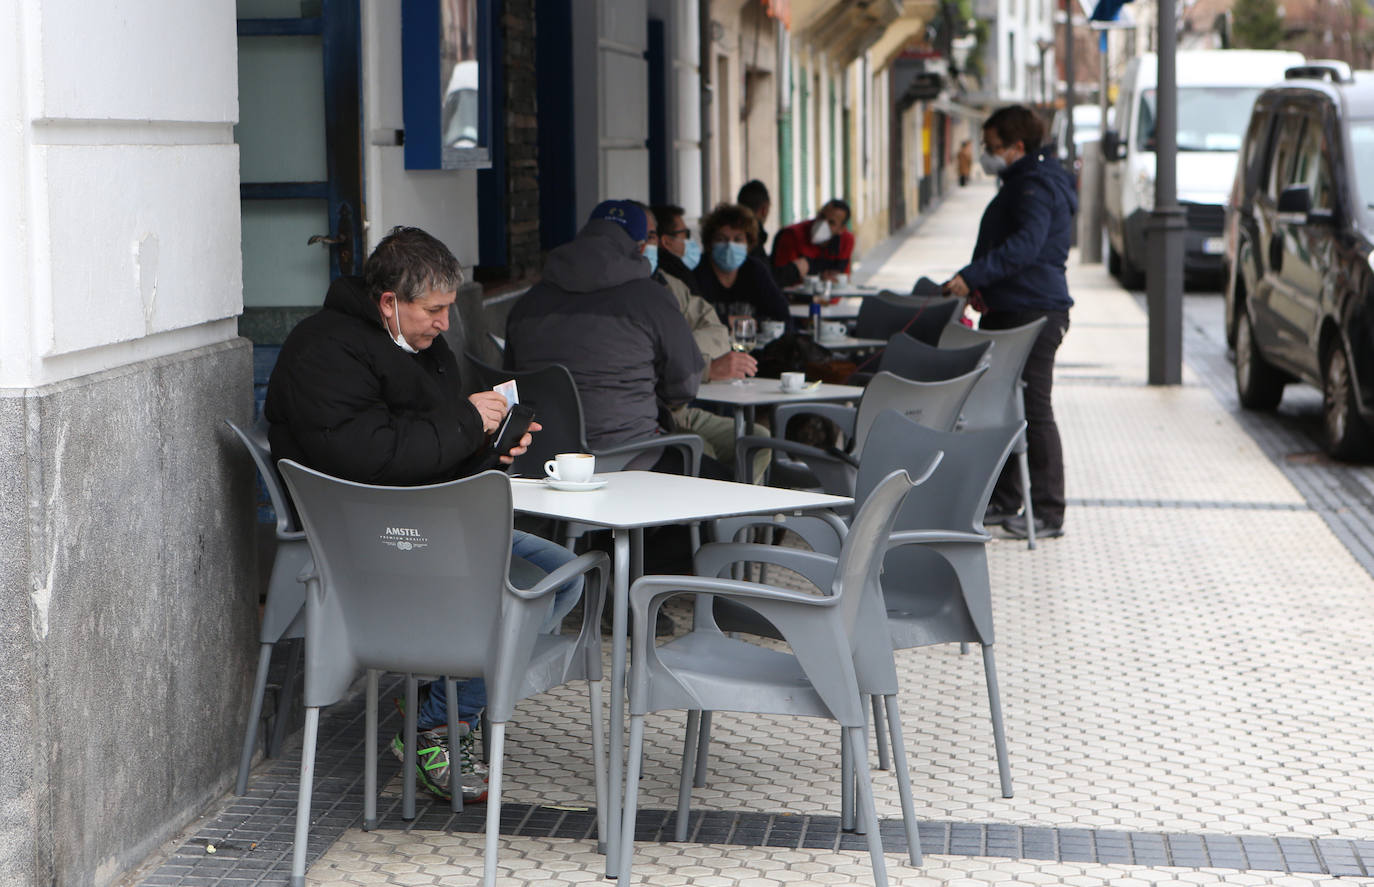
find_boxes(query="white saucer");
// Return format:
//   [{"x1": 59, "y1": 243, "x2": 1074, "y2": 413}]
[
  {"x1": 779, "y1": 384, "x2": 808, "y2": 394},
  {"x1": 545, "y1": 475, "x2": 609, "y2": 492}
]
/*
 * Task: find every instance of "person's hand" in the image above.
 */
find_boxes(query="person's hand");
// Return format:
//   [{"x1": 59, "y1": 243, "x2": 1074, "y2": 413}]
[
  {"x1": 820, "y1": 270, "x2": 839, "y2": 282},
  {"x1": 468, "y1": 391, "x2": 508, "y2": 434},
  {"x1": 709, "y1": 351, "x2": 758, "y2": 381},
  {"x1": 792, "y1": 256, "x2": 809, "y2": 277},
  {"x1": 942, "y1": 274, "x2": 970, "y2": 298},
  {"x1": 498, "y1": 420, "x2": 541, "y2": 465},
  {"x1": 968, "y1": 290, "x2": 987, "y2": 313}
]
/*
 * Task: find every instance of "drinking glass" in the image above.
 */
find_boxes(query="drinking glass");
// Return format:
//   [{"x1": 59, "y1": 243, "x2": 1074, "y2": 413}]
[{"x1": 730, "y1": 316, "x2": 757, "y2": 353}]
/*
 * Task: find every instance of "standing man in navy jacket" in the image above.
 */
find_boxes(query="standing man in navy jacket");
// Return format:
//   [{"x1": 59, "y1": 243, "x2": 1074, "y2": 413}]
[{"x1": 945, "y1": 105, "x2": 1076, "y2": 538}]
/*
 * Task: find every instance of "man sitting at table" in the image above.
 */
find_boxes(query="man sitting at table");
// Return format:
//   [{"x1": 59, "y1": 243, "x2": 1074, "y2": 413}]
[
  {"x1": 772, "y1": 198, "x2": 855, "y2": 282},
  {"x1": 651, "y1": 203, "x2": 702, "y2": 295},
  {"x1": 737, "y1": 179, "x2": 806, "y2": 288},
  {"x1": 505, "y1": 200, "x2": 735, "y2": 479},
  {"x1": 264, "y1": 225, "x2": 582, "y2": 805}
]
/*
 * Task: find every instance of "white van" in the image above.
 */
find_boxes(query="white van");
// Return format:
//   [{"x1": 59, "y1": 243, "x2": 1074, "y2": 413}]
[{"x1": 1102, "y1": 49, "x2": 1305, "y2": 286}]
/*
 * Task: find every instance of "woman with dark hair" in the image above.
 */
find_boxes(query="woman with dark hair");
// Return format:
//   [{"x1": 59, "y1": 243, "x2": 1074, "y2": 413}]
[
  {"x1": 693, "y1": 202, "x2": 791, "y2": 323},
  {"x1": 943, "y1": 104, "x2": 1077, "y2": 540}
]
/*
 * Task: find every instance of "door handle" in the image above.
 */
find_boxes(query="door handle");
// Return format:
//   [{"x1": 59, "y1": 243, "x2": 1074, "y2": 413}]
[{"x1": 307, "y1": 233, "x2": 346, "y2": 246}]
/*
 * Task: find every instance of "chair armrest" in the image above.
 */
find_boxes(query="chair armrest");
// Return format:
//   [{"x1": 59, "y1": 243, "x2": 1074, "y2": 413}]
[
  {"x1": 508, "y1": 550, "x2": 610, "y2": 601},
  {"x1": 736, "y1": 436, "x2": 857, "y2": 473},
  {"x1": 887, "y1": 529, "x2": 990, "y2": 549},
  {"x1": 595, "y1": 433, "x2": 703, "y2": 475},
  {"x1": 694, "y1": 543, "x2": 838, "y2": 591},
  {"x1": 279, "y1": 529, "x2": 306, "y2": 543},
  {"x1": 773, "y1": 403, "x2": 856, "y2": 440}
]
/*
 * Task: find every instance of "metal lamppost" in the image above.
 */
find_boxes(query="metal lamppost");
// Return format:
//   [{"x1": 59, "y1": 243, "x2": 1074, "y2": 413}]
[
  {"x1": 1035, "y1": 37, "x2": 1054, "y2": 106},
  {"x1": 1146, "y1": 0, "x2": 1184, "y2": 384}
]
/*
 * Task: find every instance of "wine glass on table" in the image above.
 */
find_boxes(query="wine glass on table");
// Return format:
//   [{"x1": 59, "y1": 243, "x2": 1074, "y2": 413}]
[{"x1": 730, "y1": 315, "x2": 757, "y2": 354}]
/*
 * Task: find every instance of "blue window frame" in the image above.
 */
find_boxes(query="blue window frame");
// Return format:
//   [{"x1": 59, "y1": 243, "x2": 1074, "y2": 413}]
[{"x1": 401, "y1": 0, "x2": 494, "y2": 170}]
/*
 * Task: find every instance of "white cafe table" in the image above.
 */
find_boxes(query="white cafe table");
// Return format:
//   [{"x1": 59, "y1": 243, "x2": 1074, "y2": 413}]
[
  {"x1": 788, "y1": 296, "x2": 865, "y2": 320},
  {"x1": 694, "y1": 377, "x2": 866, "y2": 438},
  {"x1": 804, "y1": 333, "x2": 887, "y2": 351},
  {"x1": 509, "y1": 471, "x2": 851, "y2": 877}
]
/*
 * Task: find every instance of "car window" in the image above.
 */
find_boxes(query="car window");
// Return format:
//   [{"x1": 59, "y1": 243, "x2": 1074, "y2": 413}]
[
  {"x1": 1241, "y1": 106, "x2": 1275, "y2": 193},
  {"x1": 1291, "y1": 112, "x2": 1333, "y2": 210},
  {"x1": 1266, "y1": 111, "x2": 1305, "y2": 200},
  {"x1": 1138, "y1": 87, "x2": 1263, "y2": 152},
  {"x1": 1351, "y1": 121, "x2": 1374, "y2": 226}
]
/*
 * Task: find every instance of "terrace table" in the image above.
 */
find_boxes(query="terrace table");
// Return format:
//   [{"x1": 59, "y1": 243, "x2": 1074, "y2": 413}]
[
  {"x1": 694, "y1": 377, "x2": 866, "y2": 438},
  {"x1": 788, "y1": 296, "x2": 866, "y2": 320},
  {"x1": 509, "y1": 472, "x2": 851, "y2": 877}
]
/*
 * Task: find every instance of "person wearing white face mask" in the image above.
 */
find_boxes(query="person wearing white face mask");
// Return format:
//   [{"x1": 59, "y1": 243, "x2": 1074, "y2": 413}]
[
  {"x1": 692, "y1": 202, "x2": 792, "y2": 325},
  {"x1": 942, "y1": 104, "x2": 1077, "y2": 541},
  {"x1": 771, "y1": 198, "x2": 855, "y2": 283}
]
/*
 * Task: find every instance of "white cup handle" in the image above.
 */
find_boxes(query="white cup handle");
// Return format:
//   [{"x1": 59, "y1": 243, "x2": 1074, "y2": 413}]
[{"x1": 544, "y1": 460, "x2": 559, "y2": 479}]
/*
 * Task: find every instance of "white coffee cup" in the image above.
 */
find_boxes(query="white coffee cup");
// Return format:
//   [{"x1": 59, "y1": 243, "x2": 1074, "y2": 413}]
[
  {"x1": 545, "y1": 453, "x2": 595, "y2": 483},
  {"x1": 760, "y1": 319, "x2": 785, "y2": 343},
  {"x1": 780, "y1": 371, "x2": 806, "y2": 392},
  {"x1": 819, "y1": 321, "x2": 847, "y2": 341},
  {"x1": 835, "y1": 273, "x2": 850, "y2": 287},
  {"x1": 804, "y1": 274, "x2": 822, "y2": 294}
]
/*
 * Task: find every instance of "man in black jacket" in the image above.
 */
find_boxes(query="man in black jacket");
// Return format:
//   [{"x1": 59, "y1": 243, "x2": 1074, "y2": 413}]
[{"x1": 265, "y1": 226, "x2": 581, "y2": 802}]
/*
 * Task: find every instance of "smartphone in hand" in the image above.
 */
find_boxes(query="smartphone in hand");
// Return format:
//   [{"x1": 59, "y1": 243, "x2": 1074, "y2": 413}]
[{"x1": 490, "y1": 403, "x2": 536, "y2": 455}]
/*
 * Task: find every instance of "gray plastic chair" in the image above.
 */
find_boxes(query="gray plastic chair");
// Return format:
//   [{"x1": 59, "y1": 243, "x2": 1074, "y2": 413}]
[
  {"x1": 618, "y1": 468, "x2": 935, "y2": 887},
  {"x1": 710, "y1": 410, "x2": 1023, "y2": 798},
  {"x1": 737, "y1": 367, "x2": 985, "y2": 495},
  {"x1": 848, "y1": 333, "x2": 992, "y2": 387},
  {"x1": 856, "y1": 409, "x2": 1025, "y2": 798},
  {"x1": 939, "y1": 318, "x2": 1048, "y2": 549},
  {"x1": 854, "y1": 295, "x2": 960, "y2": 345},
  {"x1": 277, "y1": 462, "x2": 610, "y2": 887},
  {"x1": 225, "y1": 418, "x2": 310, "y2": 796}
]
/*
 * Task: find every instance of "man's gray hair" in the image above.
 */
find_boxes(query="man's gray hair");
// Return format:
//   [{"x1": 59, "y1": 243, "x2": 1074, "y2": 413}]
[{"x1": 363, "y1": 226, "x2": 465, "y2": 303}]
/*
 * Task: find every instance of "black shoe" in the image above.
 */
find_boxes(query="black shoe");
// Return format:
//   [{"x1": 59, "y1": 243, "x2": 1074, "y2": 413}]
[
  {"x1": 983, "y1": 506, "x2": 1020, "y2": 527},
  {"x1": 1002, "y1": 515, "x2": 1063, "y2": 539}
]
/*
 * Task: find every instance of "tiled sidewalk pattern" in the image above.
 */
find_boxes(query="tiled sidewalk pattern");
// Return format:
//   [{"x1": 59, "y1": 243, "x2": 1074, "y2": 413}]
[{"x1": 127, "y1": 181, "x2": 1374, "y2": 886}]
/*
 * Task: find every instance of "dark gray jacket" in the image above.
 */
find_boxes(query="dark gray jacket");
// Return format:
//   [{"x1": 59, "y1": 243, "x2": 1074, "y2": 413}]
[{"x1": 505, "y1": 220, "x2": 704, "y2": 449}]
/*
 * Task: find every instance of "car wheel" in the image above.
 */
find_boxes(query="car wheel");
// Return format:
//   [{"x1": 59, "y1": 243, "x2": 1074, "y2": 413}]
[
  {"x1": 1235, "y1": 307, "x2": 1284, "y2": 410},
  {"x1": 1117, "y1": 246, "x2": 1145, "y2": 290},
  {"x1": 1322, "y1": 343, "x2": 1372, "y2": 460}
]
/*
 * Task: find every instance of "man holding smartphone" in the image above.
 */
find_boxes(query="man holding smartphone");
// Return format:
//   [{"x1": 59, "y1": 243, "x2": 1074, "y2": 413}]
[{"x1": 265, "y1": 226, "x2": 581, "y2": 804}]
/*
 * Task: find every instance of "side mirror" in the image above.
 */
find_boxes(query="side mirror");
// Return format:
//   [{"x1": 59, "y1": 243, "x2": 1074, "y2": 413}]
[
  {"x1": 1100, "y1": 130, "x2": 1124, "y2": 162},
  {"x1": 1276, "y1": 184, "x2": 1312, "y2": 224}
]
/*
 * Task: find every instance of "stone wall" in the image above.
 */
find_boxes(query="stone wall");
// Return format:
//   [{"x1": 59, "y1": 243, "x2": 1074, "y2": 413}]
[
  {"x1": 503, "y1": 0, "x2": 543, "y2": 279},
  {"x1": 1, "y1": 339, "x2": 257, "y2": 887}
]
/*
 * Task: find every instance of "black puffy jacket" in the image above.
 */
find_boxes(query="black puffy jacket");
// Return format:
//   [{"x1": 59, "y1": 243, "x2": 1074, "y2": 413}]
[
  {"x1": 958, "y1": 145, "x2": 1077, "y2": 313},
  {"x1": 265, "y1": 277, "x2": 489, "y2": 485}
]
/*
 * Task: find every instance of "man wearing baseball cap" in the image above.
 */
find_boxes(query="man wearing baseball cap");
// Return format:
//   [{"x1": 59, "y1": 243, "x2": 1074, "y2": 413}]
[{"x1": 504, "y1": 200, "x2": 706, "y2": 473}]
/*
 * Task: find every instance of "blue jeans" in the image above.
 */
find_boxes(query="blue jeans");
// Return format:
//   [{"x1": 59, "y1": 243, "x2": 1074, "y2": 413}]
[{"x1": 416, "y1": 530, "x2": 581, "y2": 729}]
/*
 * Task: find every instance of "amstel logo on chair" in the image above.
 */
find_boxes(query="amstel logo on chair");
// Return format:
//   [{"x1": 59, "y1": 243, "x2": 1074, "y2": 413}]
[{"x1": 380, "y1": 526, "x2": 428, "y2": 551}]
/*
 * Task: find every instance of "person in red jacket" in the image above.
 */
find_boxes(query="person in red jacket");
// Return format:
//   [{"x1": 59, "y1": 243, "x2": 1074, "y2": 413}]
[{"x1": 771, "y1": 198, "x2": 855, "y2": 281}]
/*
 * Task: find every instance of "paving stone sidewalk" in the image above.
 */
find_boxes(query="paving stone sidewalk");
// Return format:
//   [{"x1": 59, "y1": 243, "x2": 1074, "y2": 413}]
[{"x1": 126, "y1": 181, "x2": 1374, "y2": 886}]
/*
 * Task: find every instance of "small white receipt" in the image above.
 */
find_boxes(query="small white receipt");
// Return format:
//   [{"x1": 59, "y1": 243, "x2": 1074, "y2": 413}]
[{"x1": 493, "y1": 379, "x2": 519, "y2": 406}]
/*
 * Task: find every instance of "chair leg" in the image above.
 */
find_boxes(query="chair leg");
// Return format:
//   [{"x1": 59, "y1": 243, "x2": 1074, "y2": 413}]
[
  {"x1": 483, "y1": 721, "x2": 507, "y2": 887},
  {"x1": 236, "y1": 643, "x2": 274, "y2": 795},
  {"x1": 1017, "y1": 450, "x2": 1036, "y2": 550},
  {"x1": 617, "y1": 715, "x2": 648, "y2": 887},
  {"x1": 588, "y1": 680, "x2": 609, "y2": 854},
  {"x1": 289, "y1": 707, "x2": 320, "y2": 887},
  {"x1": 446, "y1": 678, "x2": 463, "y2": 814},
  {"x1": 840, "y1": 725, "x2": 856, "y2": 832},
  {"x1": 364, "y1": 670, "x2": 379, "y2": 830},
  {"x1": 481, "y1": 710, "x2": 492, "y2": 764},
  {"x1": 269, "y1": 637, "x2": 303, "y2": 758},
  {"x1": 848, "y1": 725, "x2": 890, "y2": 887},
  {"x1": 870, "y1": 694, "x2": 891, "y2": 771},
  {"x1": 402, "y1": 675, "x2": 418, "y2": 821},
  {"x1": 677, "y1": 711, "x2": 701, "y2": 841},
  {"x1": 959, "y1": 642, "x2": 970, "y2": 655},
  {"x1": 982, "y1": 644, "x2": 1014, "y2": 798},
  {"x1": 883, "y1": 695, "x2": 923, "y2": 865},
  {"x1": 693, "y1": 711, "x2": 712, "y2": 787}
]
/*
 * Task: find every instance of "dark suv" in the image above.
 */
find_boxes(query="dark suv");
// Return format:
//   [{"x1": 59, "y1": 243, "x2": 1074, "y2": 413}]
[{"x1": 1224, "y1": 63, "x2": 1374, "y2": 458}]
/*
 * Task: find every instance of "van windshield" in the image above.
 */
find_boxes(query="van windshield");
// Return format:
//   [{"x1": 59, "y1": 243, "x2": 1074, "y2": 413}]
[
  {"x1": 1352, "y1": 121, "x2": 1374, "y2": 225},
  {"x1": 1137, "y1": 87, "x2": 1262, "y2": 152}
]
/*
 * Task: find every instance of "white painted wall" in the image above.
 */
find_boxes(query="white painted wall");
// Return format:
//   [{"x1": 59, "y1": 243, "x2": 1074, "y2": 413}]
[
  {"x1": 361, "y1": 0, "x2": 479, "y2": 268},
  {"x1": 1, "y1": 0, "x2": 243, "y2": 390}
]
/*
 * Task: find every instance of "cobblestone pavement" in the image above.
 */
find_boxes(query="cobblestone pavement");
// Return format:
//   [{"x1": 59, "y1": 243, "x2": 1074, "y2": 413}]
[{"x1": 126, "y1": 182, "x2": 1374, "y2": 885}]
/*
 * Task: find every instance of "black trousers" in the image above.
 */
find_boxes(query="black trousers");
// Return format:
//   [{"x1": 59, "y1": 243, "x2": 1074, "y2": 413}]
[{"x1": 980, "y1": 308, "x2": 1070, "y2": 527}]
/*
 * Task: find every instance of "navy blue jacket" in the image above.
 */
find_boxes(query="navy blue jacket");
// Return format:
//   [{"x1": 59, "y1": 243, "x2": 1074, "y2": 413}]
[{"x1": 958, "y1": 146, "x2": 1077, "y2": 313}]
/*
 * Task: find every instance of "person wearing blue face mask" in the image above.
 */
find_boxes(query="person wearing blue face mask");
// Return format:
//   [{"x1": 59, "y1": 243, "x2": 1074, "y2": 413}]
[
  {"x1": 652, "y1": 204, "x2": 703, "y2": 292},
  {"x1": 692, "y1": 202, "x2": 791, "y2": 325}
]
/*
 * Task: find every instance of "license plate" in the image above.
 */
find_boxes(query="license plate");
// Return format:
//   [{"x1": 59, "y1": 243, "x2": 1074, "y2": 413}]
[{"x1": 1202, "y1": 237, "x2": 1226, "y2": 255}]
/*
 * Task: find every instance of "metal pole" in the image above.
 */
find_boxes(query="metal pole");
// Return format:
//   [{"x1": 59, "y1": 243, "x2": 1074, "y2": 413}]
[
  {"x1": 777, "y1": 19, "x2": 793, "y2": 224},
  {"x1": 700, "y1": 5, "x2": 713, "y2": 217},
  {"x1": 1147, "y1": 0, "x2": 1184, "y2": 384},
  {"x1": 1064, "y1": 2, "x2": 1075, "y2": 172}
]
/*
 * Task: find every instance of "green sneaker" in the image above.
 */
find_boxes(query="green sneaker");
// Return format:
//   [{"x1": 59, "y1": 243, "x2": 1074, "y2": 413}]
[{"x1": 390, "y1": 726, "x2": 488, "y2": 803}]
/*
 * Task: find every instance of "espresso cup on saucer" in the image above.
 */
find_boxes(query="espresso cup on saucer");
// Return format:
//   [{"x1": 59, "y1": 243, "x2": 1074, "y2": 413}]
[
  {"x1": 819, "y1": 321, "x2": 847, "y2": 342},
  {"x1": 545, "y1": 453, "x2": 595, "y2": 483},
  {"x1": 780, "y1": 371, "x2": 806, "y2": 393}
]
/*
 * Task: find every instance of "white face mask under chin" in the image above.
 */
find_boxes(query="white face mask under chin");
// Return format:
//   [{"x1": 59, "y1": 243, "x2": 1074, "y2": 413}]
[
  {"x1": 386, "y1": 305, "x2": 419, "y2": 353},
  {"x1": 810, "y1": 218, "x2": 832, "y2": 245}
]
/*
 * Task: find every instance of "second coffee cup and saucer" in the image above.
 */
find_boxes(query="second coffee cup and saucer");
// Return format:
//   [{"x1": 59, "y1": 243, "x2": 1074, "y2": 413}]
[{"x1": 544, "y1": 453, "x2": 608, "y2": 491}]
